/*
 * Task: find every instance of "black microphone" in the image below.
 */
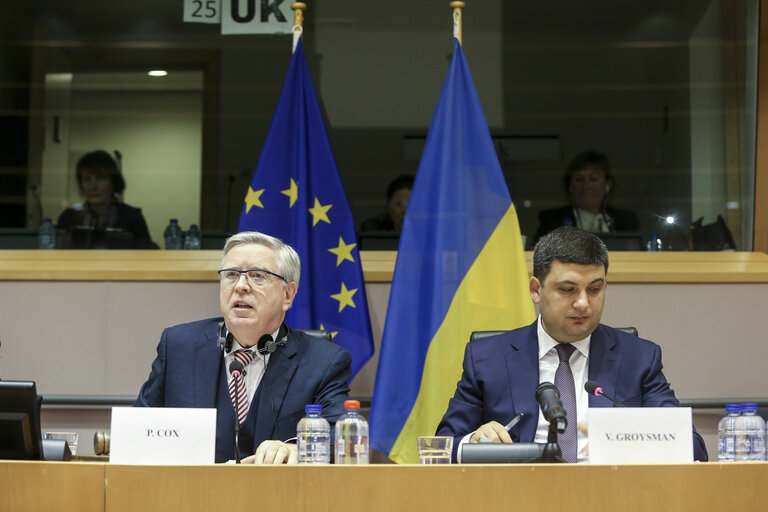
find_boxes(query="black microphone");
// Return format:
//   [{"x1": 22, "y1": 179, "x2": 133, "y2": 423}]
[
  {"x1": 584, "y1": 380, "x2": 625, "y2": 408},
  {"x1": 535, "y1": 382, "x2": 567, "y2": 434},
  {"x1": 229, "y1": 360, "x2": 244, "y2": 463}
]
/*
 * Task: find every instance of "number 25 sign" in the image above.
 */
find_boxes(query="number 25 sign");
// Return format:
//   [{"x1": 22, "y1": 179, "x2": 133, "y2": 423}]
[{"x1": 184, "y1": 0, "x2": 220, "y2": 24}]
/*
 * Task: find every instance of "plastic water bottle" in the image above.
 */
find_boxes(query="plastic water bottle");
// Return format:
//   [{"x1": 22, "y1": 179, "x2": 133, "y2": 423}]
[
  {"x1": 738, "y1": 403, "x2": 766, "y2": 461},
  {"x1": 183, "y1": 224, "x2": 201, "y2": 250},
  {"x1": 297, "y1": 404, "x2": 330, "y2": 464},
  {"x1": 646, "y1": 233, "x2": 662, "y2": 251},
  {"x1": 717, "y1": 404, "x2": 740, "y2": 462},
  {"x1": 334, "y1": 399, "x2": 369, "y2": 464},
  {"x1": 163, "y1": 219, "x2": 183, "y2": 250},
  {"x1": 38, "y1": 218, "x2": 56, "y2": 249}
]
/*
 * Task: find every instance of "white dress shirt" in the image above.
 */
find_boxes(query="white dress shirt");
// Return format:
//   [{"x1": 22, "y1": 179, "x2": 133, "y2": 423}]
[
  {"x1": 224, "y1": 327, "x2": 279, "y2": 411},
  {"x1": 534, "y1": 316, "x2": 591, "y2": 462}
]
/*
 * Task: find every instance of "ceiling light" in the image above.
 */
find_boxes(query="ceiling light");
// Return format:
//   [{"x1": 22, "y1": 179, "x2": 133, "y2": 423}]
[{"x1": 148, "y1": 70, "x2": 168, "y2": 77}]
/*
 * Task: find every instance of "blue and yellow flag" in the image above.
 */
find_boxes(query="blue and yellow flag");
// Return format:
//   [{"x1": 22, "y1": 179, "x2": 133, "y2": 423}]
[
  {"x1": 369, "y1": 39, "x2": 535, "y2": 463},
  {"x1": 238, "y1": 40, "x2": 374, "y2": 378}
]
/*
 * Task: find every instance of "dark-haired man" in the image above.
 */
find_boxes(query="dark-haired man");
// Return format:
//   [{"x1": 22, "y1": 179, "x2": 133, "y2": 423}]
[{"x1": 437, "y1": 227, "x2": 707, "y2": 462}]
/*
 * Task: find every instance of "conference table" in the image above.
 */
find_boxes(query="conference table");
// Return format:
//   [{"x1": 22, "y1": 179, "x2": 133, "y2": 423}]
[{"x1": 1, "y1": 461, "x2": 765, "y2": 511}]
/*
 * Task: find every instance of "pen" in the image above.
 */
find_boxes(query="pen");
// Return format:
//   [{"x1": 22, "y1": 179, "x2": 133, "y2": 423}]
[{"x1": 504, "y1": 412, "x2": 525, "y2": 431}]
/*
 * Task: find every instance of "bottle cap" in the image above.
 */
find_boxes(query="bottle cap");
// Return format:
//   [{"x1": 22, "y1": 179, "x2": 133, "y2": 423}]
[
  {"x1": 725, "y1": 404, "x2": 741, "y2": 413},
  {"x1": 305, "y1": 404, "x2": 322, "y2": 413},
  {"x1": 741, "y1": 403, "x2": 757, "y2": 411},
  {"x1": 344, "y1": 400, "x2": 360, "y2": 410}
]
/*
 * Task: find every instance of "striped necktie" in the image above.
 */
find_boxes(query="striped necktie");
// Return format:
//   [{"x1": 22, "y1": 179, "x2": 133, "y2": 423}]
[
  {"x1": 554, "y1": 343, "x2": 578, "y2": 463},
  {"x1": 228, "y1": 349, "x2": 257, "y2": 425}
]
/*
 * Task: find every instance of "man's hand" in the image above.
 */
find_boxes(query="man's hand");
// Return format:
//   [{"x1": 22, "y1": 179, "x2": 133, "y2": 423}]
[
  {"x1": 469, "y1": 421, "x2": 513, "y2": 444},
  {"x1": 242, "y1": 440, "x2": 298, "y2": 464},
  {"x1": 578, "y1": 422, "x2": 589, "y2": 457}
]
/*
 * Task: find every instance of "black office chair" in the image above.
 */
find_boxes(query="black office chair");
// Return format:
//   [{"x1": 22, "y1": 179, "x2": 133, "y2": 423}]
[
  {"x1": 296, "y1": 329, "x2": 333, "y2": 342},
  {"x1": 470, "y1": 326, "x2": 638, "y2": 343}
]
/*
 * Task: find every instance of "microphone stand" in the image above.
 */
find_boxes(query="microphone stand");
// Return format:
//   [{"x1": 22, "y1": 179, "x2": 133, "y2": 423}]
[
  {"x1": 233, "y1": 373, "x2": 241, "y2": 464},
  {"x1": 540, "y1": 419, "x2": 566, "y2": 463}
]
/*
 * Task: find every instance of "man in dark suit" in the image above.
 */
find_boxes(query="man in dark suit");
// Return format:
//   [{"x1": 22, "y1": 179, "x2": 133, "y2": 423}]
[
  {"x1": 136, "y1": 231, "x2": 352, "y2": 463},
  {"x1": 436, "y1": 227, "x2": 707, "y2": 462}
]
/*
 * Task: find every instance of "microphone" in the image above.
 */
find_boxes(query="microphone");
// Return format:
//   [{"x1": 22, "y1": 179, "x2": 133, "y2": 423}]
[
  {"x1": 535, "y1": 382, "x2": 567, "y2": 433},
  {"x1": 584, "y1": 380, "x2": 625, "y2": 408},
  {"x1": 229, "y1": 360, "x2": 244, "y2": 463}
]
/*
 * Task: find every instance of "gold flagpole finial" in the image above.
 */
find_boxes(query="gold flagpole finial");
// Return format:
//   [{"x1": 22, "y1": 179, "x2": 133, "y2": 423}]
[
  {"x1": 450, "y1": 1, "x2": 466, "y2": 46},
  {"x1": 291, "y1": 2, "x2": 307, "y2": 53}
]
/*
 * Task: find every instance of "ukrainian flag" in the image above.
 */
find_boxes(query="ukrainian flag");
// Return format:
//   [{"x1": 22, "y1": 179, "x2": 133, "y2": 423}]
[{"x1": 369, "y1": 39, "x2": 535, "y2": 463}]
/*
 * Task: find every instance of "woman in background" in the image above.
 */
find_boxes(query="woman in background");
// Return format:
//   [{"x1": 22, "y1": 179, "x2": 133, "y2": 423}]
[
  {"x1": 360, "y1": 174, "x2": 414, "y2": 233},
  {"x1": 57, "y1": 150, "x2": 157, "y2": 248},
  {"x1": 534, "y1": 151, "x2": 639, "y2": 243}
]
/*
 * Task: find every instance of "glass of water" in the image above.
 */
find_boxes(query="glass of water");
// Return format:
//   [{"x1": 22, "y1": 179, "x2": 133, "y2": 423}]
[
  {"x1": 44, "y1": 431, "x2": 79, "y2": 456},
  {"x1": 417, "y1": 436, "x2": 453, "y2": 464}
]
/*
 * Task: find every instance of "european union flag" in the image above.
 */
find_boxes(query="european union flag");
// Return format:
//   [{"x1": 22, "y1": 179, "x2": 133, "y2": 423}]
[{"x1": 238, "y1": 40, "x2": 374, "y2": 378}]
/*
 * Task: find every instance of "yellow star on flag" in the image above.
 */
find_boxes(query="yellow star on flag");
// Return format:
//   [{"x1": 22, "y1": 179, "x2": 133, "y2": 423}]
[
  {"x1": 308, "y1": 197, "x2": 332, "y2": 226},
  {"x1": 319, "y1": 324, "x2": 339, "y2": 339},
  {"x1": 328, "y1": 236, "x2": 357, "y2": 266},
  {"x1": 330, "y1": 282, "x2": 357, "y2": 313},
  {"x1": 244, "y1": 187, "x2": 265, "y2": 213},
  {"x1": 281, "y1": 178, "x2": 298, "y2": 208}
]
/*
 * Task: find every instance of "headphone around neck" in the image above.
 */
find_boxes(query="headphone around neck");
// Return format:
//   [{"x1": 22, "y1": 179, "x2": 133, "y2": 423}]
[{"x1": 217, "y1": 321, "x2": 287, "y2": 355}]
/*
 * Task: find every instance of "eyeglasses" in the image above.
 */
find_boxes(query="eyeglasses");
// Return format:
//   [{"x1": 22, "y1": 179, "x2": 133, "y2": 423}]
[{"x1": 218, "y1": 268, "x2": 288, "y2": 287}]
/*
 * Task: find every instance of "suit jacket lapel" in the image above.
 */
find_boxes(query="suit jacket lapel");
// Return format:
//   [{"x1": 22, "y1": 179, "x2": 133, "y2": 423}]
[
  {"x1": 251, "y1": 331, "x2": 299, "y2": 442},
  {"x1": 587, "y1": 325, "x2": 622, "y2": 407},
  {"x1": 193, "y1": 324, "x2": 224, "y2": 407},
  {"x1": 505, "y1": 322, "x2": 540, "y2": 442}
]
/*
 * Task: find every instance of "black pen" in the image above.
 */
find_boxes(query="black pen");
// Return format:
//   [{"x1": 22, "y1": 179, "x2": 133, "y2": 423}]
[{"x1": 504, "y1": 412, "x2": 525, "y2": 431}]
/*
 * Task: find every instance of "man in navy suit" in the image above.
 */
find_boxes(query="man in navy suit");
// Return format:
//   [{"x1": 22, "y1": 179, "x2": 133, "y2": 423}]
[
  {"x1": 437, "y1": 227, "x2": 707, "y2": 462},
  {"x1": 136, "y1": 231, "x2": 352, "y2": 464}
]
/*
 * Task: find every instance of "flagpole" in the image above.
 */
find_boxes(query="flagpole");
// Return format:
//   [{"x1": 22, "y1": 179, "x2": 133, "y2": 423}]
[
  {"x1": 291, "y1": 2, "x2": 306, "y2": 53},
  {"x1": 450, "y1": 1, "x2": 465, "y2": 46}
]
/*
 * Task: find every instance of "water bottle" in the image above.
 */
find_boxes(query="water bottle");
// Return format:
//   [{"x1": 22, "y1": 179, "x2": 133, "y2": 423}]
[
  {"x1": 740, "y1": 403, "x2": 766, "y2": 461},
  {"x1": 334, "y1": 399, "x2": 369, "y2": 464},
  {"x1": 163, "y1": 219, "x2": 183, "y2": 250},
  {"x1": 717, "y1": 404, "x2": 740, "y2": 462},
  {"x1": 646, "y1": 233, "x2": 662, "y2": 252},
  {"x1": 183, "y1": 224, "x2": 201, "y2": 250},
  {"x1": 297, "y1": 404, "x2": 330, "y2": 464},
  {"x1": 38, "y1": 218, "x2": 56, "y2": 249}
]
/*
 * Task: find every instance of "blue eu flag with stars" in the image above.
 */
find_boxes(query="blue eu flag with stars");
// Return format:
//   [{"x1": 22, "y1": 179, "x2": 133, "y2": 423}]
[{"x1": 238, "y1": 40, "x2": 373, "y2": 378}]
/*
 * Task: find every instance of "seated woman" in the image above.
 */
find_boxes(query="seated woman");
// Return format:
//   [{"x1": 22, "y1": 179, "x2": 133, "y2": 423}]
[
  {"x1": 360, "y1": 174, "x2": 414, "y2": 233},
  {"x1": 534, "y1": 151, "x2": 639, "y2": 243},
  {"x1": 57, "y1": 150, "x2": 157, "y2": 249}
]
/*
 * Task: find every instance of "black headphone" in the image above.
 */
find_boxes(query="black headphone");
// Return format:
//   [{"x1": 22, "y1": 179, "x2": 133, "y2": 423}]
[
  {"x1": 256, "y1": 333, "x2": 287, "y2": 355},
  {"x1": 217, "y1": 321, "x2": 233, "y2": 352},
  {"x1": 217, "y1": 321, "x2": 287, "y2": 355}
]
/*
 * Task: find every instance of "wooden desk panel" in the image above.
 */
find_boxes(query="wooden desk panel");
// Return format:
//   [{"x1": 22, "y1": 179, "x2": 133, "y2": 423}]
[
  {"x1": 104, "y1": 463, "x2": 768, "y2": 512},
  {"x1": 1, "y1": 461, "x2": 765, "y2": 511},
  {"x1": 0, "y1": 461, "x2": 104, "y2": 512},
  {"x1": 1, "y1": 250, "x2": 768, "y2": 283}
]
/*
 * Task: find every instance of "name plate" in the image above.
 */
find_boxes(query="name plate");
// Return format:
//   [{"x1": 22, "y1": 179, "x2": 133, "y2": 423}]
[
  {"x1": 588, "y1": 407, "x2": 693, "y2": 463},
  {"x1": 110, "y1": 407, "x2": 216, "y2": 465}
]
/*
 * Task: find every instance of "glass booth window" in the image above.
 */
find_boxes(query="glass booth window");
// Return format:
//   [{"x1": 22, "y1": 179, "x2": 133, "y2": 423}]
[{"x1": 0, "y1": 0, "x2": 758, "y2": 250}]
